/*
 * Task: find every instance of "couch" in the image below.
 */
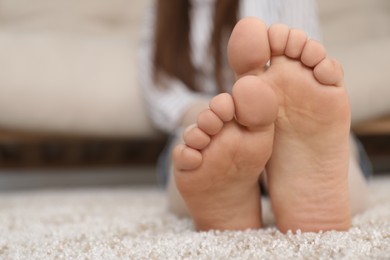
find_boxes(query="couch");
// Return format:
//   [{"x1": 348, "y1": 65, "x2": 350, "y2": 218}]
[{"x1": 0, "y1": 0, "x2": 389, "y2": 166}]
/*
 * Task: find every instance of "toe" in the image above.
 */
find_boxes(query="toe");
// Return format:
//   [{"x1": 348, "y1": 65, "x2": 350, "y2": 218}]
[
  {"x1": 209, "y1": 93, "x2": 235, "y2": 122},
  {"x1": 232, "y1": 75, "x2": 278, "y2": 129},
  {"x1": 183, "y1": 125, "x2": 211, "y2": 150},
  {"x1": 227, "y1": 17, "x2": 270, "y2": 76},
  {"x1": 173, "y1": 144, "x2": 202, "y2": 171},
  {"x1": 285, "y1": 29, "x2": 308, "y2": 59},
  {"x1": 197, "y1": 109, "x2": 223, "y2": 135},
  {"x1": 301, "y1": 40, "x2": 326, "y2": 67},
  {"x1": 269, "y1": 24, "x2": 290, "y2": 56},
  {"x1": 314, "y1": 58, "x2": 344, "y2": 86}
]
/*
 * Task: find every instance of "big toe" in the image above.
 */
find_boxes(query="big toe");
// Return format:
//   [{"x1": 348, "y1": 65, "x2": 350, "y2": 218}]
[
  {"x1": 232, "y1": 75, "x2": 278, "y2": 129},
  {"x1": 227, "y1": 17, "x2": 270, "y2": 76}
]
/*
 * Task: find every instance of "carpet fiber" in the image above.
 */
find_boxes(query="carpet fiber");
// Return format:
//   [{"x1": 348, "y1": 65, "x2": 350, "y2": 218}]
[{"x1": 0, "y1": 176, "x2": 389, "y2": 259}]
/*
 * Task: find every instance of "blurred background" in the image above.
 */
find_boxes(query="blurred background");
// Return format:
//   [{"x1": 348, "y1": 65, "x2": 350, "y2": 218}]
[{"x1": 0, "y1": 0, "x2": 389, "y2": 190}]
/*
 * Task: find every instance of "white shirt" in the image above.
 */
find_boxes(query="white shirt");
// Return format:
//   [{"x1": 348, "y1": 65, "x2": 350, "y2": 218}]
[{"x1": 138, "y1": 0, "x2": 321, "y2": 133}]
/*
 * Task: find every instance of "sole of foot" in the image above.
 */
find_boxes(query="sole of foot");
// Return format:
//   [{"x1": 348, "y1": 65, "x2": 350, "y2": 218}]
[
  {"x1": 173, "y1": 18, "x2": 278, "y2": 231},
  {"x1": 228, "y1": 18, "x2": 351, "y2": 233}
]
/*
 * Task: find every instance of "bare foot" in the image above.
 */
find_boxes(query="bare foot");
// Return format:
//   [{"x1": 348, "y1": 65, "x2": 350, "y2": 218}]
[
  {"x1": 173, "y1": 19, "x2": 278, "y2": 231},
  {"x1": 229, "y1": 18, "x2": 351, "y2": 233}
]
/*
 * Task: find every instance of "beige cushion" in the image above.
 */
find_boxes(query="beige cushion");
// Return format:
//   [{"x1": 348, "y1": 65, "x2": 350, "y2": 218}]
[
  {"x1": 0, "y1": 0, "x2": 388, "y2": 136},
  {"x1": 0, "y1": 0, "x2": 157, "y2": 137}
]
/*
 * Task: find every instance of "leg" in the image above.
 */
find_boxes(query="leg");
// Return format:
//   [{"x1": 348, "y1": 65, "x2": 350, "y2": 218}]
[{"x1": 348, "y1": 137, "x2": 369, "y2": 215}]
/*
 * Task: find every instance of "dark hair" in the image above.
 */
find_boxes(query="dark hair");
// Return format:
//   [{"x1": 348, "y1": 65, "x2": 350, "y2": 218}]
[{"x1": 153, "y1": 0, "x2": 239, "y2": 93}]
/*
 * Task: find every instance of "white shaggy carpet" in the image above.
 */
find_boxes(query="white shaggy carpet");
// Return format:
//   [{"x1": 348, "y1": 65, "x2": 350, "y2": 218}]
[{"x1": 0, "y1": 176, "x2": 389, "y2": 259}]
